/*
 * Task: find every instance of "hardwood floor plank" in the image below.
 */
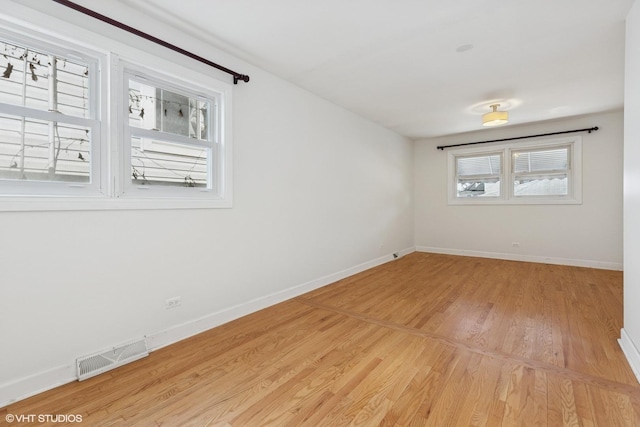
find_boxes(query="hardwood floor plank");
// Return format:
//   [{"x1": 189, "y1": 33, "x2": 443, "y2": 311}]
[
  {"x1": 502, "y1": 365, "x2": 548, "y2": 426},
  {"x1": 378, "y1": 345, "x2": 449, "y2": 426},
  {"x1": 572, "y1": 380, "x2": 599, "y2": 426},
  {"x1": 599, "y1": 388, "x2": 639, "y2": 426},
  {"x1": 420, "y1": 348, "x2": 475, "y2": 426},
  {"x1": 547, "y1": 375, "x2": 580, "y2": 427},
  {"x1": 456, "y1": 355, "x2": 504, "y2": 427}
]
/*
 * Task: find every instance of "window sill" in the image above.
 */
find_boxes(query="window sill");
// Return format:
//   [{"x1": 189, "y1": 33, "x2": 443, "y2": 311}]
[
  {"x1": 0, "y1": 196, "x2": 232, "y2": 212},
  {"x1": 448, "y1": 196, "x2": 582, "y2": 206}
]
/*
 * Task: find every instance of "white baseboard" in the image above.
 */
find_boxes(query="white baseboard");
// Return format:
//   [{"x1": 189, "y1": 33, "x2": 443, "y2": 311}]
[
  {"x1": 394, "y1": 246, "x2": 416, "y2": 258},
  {"x1": 619, "y1": 328, "x2": 640, "y2": 384},
  {"x1": 415, "y1": 246, "x2": 623, "y2": 271},
  {"x1": 0, "y1": 365, "x2": 75, "y2": 409},
  {"x1": 0, "y1": 247, "x2": 415, "y2": 409}
]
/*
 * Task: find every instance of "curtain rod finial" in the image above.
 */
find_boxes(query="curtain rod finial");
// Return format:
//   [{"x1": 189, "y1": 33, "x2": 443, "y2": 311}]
[{"x1": 234, "y1": 75, "x2": 250, "y2": 84}]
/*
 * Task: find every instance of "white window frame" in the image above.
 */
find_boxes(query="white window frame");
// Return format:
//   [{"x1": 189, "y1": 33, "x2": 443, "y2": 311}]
[
  {"x1": 117, "y1": 62, "x2": 228, "y2": 203},
  {"x1": 0, "y1": 22, "x2": 233, "y2": 212},
  {"x1": 447, "y1": 136, "x2": 582, "y2": 205},
  {"x1": 0, "y1": 27, "x2": 105, "y2": 198},
  {"x1": 453, "y1": 151, "x2": 503, "y2": 199}
]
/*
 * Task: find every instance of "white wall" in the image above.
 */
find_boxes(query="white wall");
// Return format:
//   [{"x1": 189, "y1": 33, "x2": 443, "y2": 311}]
[
  {"x1": 620, "y1": 0, "x2": 640, "y2": 381},
  {"x1": 414, "y1": 110, "x2": 623, "y2": 269},
  {"x1": 0, "y1": 2, "x2": 414, "y2": 405}
]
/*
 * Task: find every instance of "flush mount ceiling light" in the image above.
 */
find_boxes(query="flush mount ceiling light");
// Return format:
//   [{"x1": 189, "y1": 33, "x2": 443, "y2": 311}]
[{"x1": 482, "y1": 104, "x2": 509, "y2": 127}]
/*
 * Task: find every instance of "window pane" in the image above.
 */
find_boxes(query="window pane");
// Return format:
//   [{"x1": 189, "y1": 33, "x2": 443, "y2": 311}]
[
  {"x1": 513, "y1": 147, "x2": 568, "y2": 173},
  {"x1": 457, "y1": 178, "x2": 500, "y2": 197},
  {"x1": 0, "y1": 39, "x2": 91, "y2": 118},
  {"x1": 0, "y1": 114, "x2": 91, "y2": 182},
  {"x1": 131, "y1": 137, "x2": 209, "y2": 188},
  {"x1": 457, "y1": 154, "x2": 501, "y2": 176},
  {"x1": 514, "y1": 175, "x2": 568, "y2": 196},
  {"x1": 128, "y1": 79, "x2": 210, "y2": 141},
  {"x1": 456, "y1": 153, "x2": 501, "y2": 197}
]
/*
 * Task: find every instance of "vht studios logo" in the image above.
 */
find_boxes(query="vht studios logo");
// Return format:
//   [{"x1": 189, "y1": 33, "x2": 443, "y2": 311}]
[{"x1": 5, "y1": 413, "x2": 83, "y2": 423}]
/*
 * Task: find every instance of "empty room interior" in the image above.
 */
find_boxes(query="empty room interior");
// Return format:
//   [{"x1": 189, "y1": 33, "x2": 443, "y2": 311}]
[{"x1": 2, "y1": 0, "x2": 640, "y2": 425}]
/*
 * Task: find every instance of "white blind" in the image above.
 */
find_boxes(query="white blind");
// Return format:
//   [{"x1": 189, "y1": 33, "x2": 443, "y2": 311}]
[
  {"x1": 513, "y1": 147, "x2": 568, "y2": 173},
  {"x1": 456, "y1": 154, "x2": 501, "y2": 176}
]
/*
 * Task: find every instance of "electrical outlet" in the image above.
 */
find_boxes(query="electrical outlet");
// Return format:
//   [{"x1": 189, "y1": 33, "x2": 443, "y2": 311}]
[
  {"x1": 165, "y1": 296, "x2": 181, "y2": 309},
  {"x1": 512, "y1": 242, "x2": 520, "y2": 248}
]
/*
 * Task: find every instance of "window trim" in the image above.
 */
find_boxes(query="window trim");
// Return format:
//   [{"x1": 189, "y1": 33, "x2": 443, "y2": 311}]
[
  {"x1": 113, "y1": 58, "x2": 233, "y2": 208},
  {"x1": 447, "y1": 136, "x2": 582, "y2": 205}
]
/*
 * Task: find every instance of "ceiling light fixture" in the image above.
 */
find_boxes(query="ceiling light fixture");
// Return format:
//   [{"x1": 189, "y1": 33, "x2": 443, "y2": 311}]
[{"x1": 482, "y1": 104, "x2": 509, "y2": 127}]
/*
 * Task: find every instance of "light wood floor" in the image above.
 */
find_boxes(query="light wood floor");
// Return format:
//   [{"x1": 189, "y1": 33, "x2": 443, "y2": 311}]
[{"x1": 3, "y1": 252, "x2": 638, "y2": 426}]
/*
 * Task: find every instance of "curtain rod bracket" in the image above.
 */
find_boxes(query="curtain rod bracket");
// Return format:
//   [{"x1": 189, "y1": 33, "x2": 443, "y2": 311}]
[
  {"x1": 436, "y1": 126, "x2": 599, "y2": 150},
  {"x1": 52, "y1": 0, "x2": 250, "y2": 85}
]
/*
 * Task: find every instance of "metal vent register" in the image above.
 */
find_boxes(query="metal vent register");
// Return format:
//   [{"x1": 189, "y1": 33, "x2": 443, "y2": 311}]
[{"x1": 76, "y1": 338, "x2": 148, "y2": 381}]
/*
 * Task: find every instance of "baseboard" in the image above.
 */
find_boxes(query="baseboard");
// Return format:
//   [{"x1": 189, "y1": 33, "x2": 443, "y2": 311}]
[
  {"x1": 0, "y1": 365, "x2": 75, "y2": 409},
  {"x1": 0, "y1": 247, "x2": 415, "y2": 408},
  {"x1": 415, "y1": 246, "x2": 623, "y2": 271},
  {"x1": 394, "y1": 246, "x2": 416, "y2": 258},
  {"x1": 619, "y1": 328, "x2": 640, "y2": 384}
]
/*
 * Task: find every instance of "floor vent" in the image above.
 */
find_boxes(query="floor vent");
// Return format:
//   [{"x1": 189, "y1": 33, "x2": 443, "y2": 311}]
[{"x1": 76, "y1": 337, "x2": 148, "y2": 381}]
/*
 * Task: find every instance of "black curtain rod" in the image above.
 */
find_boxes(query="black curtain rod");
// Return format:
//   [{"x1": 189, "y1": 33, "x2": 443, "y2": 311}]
[
  {"x1": 436, "y1": 126, "x2": 599, "y2": 150},
  {"x1": 52, "y1": 0, "x2": 250, "y2": 84}
]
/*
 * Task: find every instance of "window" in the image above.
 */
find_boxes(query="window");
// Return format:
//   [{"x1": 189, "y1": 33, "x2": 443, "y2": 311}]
[
  {"x1": 0, "y1": 24, "x2": 233, "y2": 210},
  {"x1": 122, "y1": 67, "x2": 222, "y2": 199},
  {"x1": 455, "y1": 152, "x2": 502, "y2": 198},
  {"x1": 448, "y1": 136, "x2": 582, "y2": 205},
  {"x1": 512, "y1": 146, "x2": 569, "y2": 197},
  {"x1": 0, "y1": 33, "x2": 101, "y2": 197}
]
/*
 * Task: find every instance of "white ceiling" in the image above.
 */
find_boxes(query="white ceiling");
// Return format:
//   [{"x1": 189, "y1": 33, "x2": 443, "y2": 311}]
[{"x1": 71, "y1": 1, "x2": 636, "y2": 138}]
